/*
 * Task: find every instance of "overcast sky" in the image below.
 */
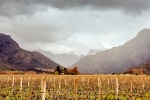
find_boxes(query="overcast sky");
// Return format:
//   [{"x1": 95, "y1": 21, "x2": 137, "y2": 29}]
[{"x1": 0, "y1": 0, "x2": 150, "y2": 55}]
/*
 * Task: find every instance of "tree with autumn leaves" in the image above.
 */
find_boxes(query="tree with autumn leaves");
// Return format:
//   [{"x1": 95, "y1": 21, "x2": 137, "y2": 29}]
[
  {"x1": 64, "y1": 66, "x2": 79, "y2": 75},
  {"x1": 54, "y1": 66, "x2": 79, "y2": 75},
  {"x1": 71, "y1": 66, "x2": 79, "y2": 75},
  {"x1": 68, "y1": 66, "x2": 79, "y2": 75}
]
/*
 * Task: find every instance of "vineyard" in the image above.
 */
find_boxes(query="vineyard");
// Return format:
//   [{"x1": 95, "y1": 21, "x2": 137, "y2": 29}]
[{"x1": 0, "y1": 75, "x2": 150, "y2": 100}]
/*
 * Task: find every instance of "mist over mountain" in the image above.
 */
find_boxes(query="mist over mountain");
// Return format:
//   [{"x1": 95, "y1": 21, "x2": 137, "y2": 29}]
[
  {"x1": 38, "y1": 50, "x2": 84, "y2": 68},
  {"x1": 88, "y1": 49, "x2": 106, "y2": 55},
  {"x1": 38, "y1": 48, "x2": 106, "y2": 68},
  {"x1": 70, "y1": 28, "x2": 150, "y2": 74},
  {"x1": 0, "y1": 33, "x2": 63, "y2": 71}
]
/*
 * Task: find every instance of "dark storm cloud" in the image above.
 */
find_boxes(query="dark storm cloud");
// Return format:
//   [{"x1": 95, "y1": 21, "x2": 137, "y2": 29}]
[
  {"x1": 47, "y1": 0, "x2": 150, "y2": 13},
  {"x1": 0, "y1": 0, "x2": 150, "y2": 17},
  {"x1": 0, "y1": 16, "x2": 72, "y2": 43},
  {"x1": 0, "y1": 0, "x2": 47, "y2": 17}
]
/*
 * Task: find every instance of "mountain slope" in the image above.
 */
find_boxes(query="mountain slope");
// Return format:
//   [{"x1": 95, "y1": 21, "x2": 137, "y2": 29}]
[
  {"x1": 0, "y1": 33, "x2": 63, "y2": 71},
  {"x1": 70, "y1": 28, "x2": 150, "y2": 74},
  {"x1": 125, "y1": 58, "x2": 150, "y2": 74},
  {"x1": 38, "y1": 50, "x2": 84, "y2": 67},
  {"x1": 0, "y1": 61, "x2": 18, "y2": 71}
]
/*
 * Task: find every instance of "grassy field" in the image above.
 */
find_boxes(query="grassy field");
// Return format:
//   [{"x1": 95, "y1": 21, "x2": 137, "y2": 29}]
[{"x1": 0, "y1": 75, "x2": 150, "y2": 100}]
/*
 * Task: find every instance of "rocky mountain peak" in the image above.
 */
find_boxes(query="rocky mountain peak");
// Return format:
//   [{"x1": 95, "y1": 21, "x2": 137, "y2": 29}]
[
  {"x1": 137, "y1": 28, "x2": 150, "y2": 36},
  {"x1": 0, "y1": 33, "x2": 20, "y2": 54},
  {"x1": 135, "y1": 28, "x2": 150, "y2": 40}
]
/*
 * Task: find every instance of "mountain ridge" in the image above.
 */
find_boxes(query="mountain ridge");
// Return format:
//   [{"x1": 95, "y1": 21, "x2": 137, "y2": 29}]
[
  {"x1": 70, "y1": 28, "x2": 150, "y2": 74},
  {"x1": 0, "y1": 33, "x2": 63, "y2": 71}
]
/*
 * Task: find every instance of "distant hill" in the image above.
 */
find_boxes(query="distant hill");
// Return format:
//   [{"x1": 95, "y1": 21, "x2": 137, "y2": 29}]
[
  {"x1": 38, "y1": 50, "x2": 84, "y2": 67},
  {"x1": 70, "y1": 28, "x2": 150, "y2": 74},
  {"x1": 0, "y1": 33, "x2": 63, "y2": 71}
]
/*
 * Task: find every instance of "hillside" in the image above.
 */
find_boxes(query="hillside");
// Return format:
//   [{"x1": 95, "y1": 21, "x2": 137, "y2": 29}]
[
  {"x1": 125, "y1": 58, "x2": 150, "y2": 75},
  {"x1": 0, "y1": 33, "x2": 63, "y2": 71},
  {"x1": 70, "y1": 28, "x2": 150, "y2": 74},
  {"x1": 0, "y1": 61, "x2": 18, "y2": 71}
]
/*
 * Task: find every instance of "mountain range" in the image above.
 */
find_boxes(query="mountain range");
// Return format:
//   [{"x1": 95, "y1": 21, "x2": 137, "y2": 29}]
[
  {"x1": 38, "y1": 49, "x2": 104, "y2": 68},
  {"x1": 0, "y1": 33, "x2": 63, "y2": 71},
  {"x1": 38, "y1": 50, "x2": 84, "y2": 68},
  {"x1": 70, "y1": 28, "x2": 150, "y2": 74},
  {"x1": 1, "y1": 28, "x2": 150, "y2": 74}
]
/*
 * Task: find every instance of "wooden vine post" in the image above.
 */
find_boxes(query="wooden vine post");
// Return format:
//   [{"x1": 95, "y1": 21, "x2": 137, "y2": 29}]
[
  {"x1": 20, "y1": 76, "x2": 23, "y2": 100},
  {"x1": 54, "y1": 77, "x2": 56, "y2": 88},
  {"x1": 7, "y1": 76, "x2": 10, "y2": 84},
  {"x1": 59, "y1": 77, "x2": 61, "y2": 95},
  {"x1": 74, "y1": 78, "x2": 77, "y2": 100},
  {"x1": 41, "y1": 77, "x2": 46, "y2": 100},
  {"x1": 108, "y1": 78, "x2": 110, "y2": 86},
  {"x1": 20, "y1": 76, "x2": 23, "y2": 91},
  {"x1": 82, "y1": 77, "x2": 84, "y2": 85},
  {"x1": 116, "y1": 78, "x2": 119, "y2": 100},
  {"x1": 12, "y1": 76, "x2": 14, "y2": 93},
  {"x1": 98, "y1": 77, "x2": 102, "y2": 100},
  {"x1": 130, "y1": 80, "x2": 132, "y2": 100},
  {"x1": 88, "y1": 77, "x2": 89, "y2": 85},
  {"x1": 142, "y1": 79, "x2": 145, "y2": 90},
  {"x1": 28, "y1": 76, "x2": 30, "y2": 87},
  {"x1": 65, "y1": 78, "x2": 66, "y2": 86}
]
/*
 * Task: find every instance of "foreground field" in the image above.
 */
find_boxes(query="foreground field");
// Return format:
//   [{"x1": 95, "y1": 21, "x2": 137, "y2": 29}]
[{"x1": 0, "y1": 75, "x2": 150, "y2": 100}]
